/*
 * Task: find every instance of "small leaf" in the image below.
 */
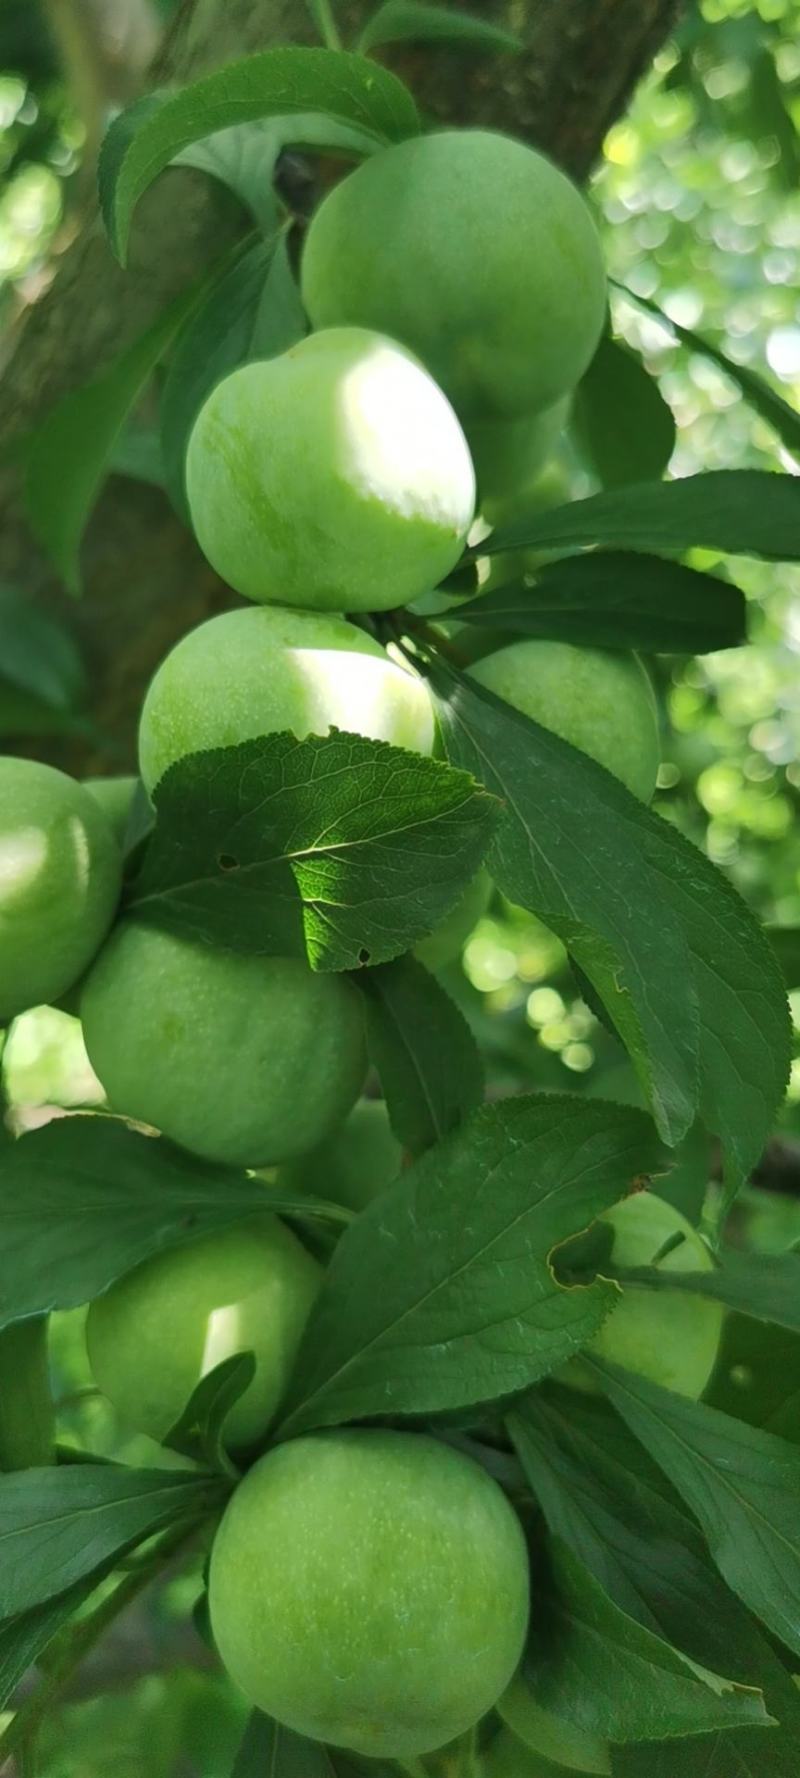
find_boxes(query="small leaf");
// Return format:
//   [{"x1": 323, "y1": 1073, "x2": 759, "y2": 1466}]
[
  {"x1": 0, "y1": 586, "x2": 85, "y2": 710},
  {"x1": 0, "y1": 1574, "x2": 108, "y2": 1711},
  {"x1": 456, "y1": 553, "x2": 745, "y2": 654},
  {"x1": 430, "y1": 661, "x2": 790, "y2": 1187},
  {"x1": 0, "y1": 1465, "x2": 222, "y2": 1616},
  {"x1": 610, "y1": 1249, "x2": 800, "y2": 1334},
  {"x1": 594, "y1": 1359, "x2": 800, "y2": 1658},
  {"x1": 477, "y1": 471, "x2": 800, "y2": 564},
  {"x1": 358, "y1": 1, "x2": 522, "y2": 55},
  {"x1": 572, "y1": 334, "x2": 676, "y2": 488},
  {"x1": 0, "y1": 1115, "x2": 346, "y2": 1331},
  {"x1": 520, "y1": 1539, "x2": 771, "y2": 1742},
  {"x1": 232, "y1": 1711, "x2": 336, "y2": 1776},
  {"x1": 278, "y1": 1095, "x2": 665, "y2": 1437},
  {"x1": 613, "y1": 282, "x2": 800, "y2": 468},
  {"x1": 25, "y1": 282, "x2": 201, "y2": 593},
  {"x1": 99, "y1": 48, "x2": 420, "y2": 263},
  {"x1": 163, "y1": 1351, "x2": 256, "y2": 1476},
  {"x1": 359, "y1": 955, "x2": 483, "y2": 1154},
  {"x1": 128, "y1": 732, "x2": 500, "y2": 973}
]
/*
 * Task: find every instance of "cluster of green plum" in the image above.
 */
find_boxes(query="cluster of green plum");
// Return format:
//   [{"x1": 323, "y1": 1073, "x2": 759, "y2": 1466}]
[{"x1": 0, "y1": 127, "x2": 724, "y2": 1768}]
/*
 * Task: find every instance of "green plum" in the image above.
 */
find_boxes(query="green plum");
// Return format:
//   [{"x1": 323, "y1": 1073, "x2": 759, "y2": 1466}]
[
  {"x1": 86, "y1": 1216, "x2": 319, "y2": 1449},
  {"x1": 467, "y1": 400, "x2": 571, "y2": 527},
  {"x1": 467, "y1": 640, "x2": 660, "y2": 801},
  {"x1": 301, "y1": 132, "x2": 606, "y2": 420},
  {"x1": 185, "y1": 327, "x2": 475, "y2": 611},
  {"x1": 561, "y1": 1192, "x2": 724, "y2": 1399},
  {"x1": 277, "y1": 1097, "x2": 402, "y2": 1214},
  {"x1": 83, "y1": 775, "x2": 138, "y2": 846},
  {"x1": 208, "y1": 1429, "x2": 530, "y2": 1759},
  {"x1": 80, "y1": 922, "x2": 366, "y2": 1167},
  {"x1": 499, "y1": 1673, "x2": 610, "y2": 1773},
  {"x1": 138, "y1": 606, "x2": 434, "y2": 793},
  {"x1": 415, "y1": 867, "x2": 492, "y2": 971},
  {"x1": 0, "y1": 758, "x2": 121, "y2": 1021}
]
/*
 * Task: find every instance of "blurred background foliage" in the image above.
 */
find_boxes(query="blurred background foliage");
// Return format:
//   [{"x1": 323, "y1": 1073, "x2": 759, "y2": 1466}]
[{"x1": 1, "y1": 2, "x2": 800, "y2": 1766}]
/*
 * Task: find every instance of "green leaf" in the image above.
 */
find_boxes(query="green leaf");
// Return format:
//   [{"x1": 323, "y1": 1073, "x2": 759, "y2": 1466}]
[
  {"x1": 572, "y1": 335, "x2": 676, "y2": 489},
  {"x1": 99, "y1": 48, "x2": 420, "y2": 263},
  {"x1": 175, "y1": 121, "x2": 283, "y2": 234},
  {"x1": 0, "y1": 1115, "x2": 347, "y2": 1331},
  {"x1": 128, "y1": 732, "x2": 500, "y2": 973},
  {"x1": 430, "y1": 661, "x2": 790, "y2": 1186},
  {"x1": 163, "y1": 1352, "x2": 256, "y2": 1477},
  {"x1": 455, "y1": 553, "x2": 745, "y2": 654},
  {"x1": 278, "y1": 1095, "x2": 665, "y2": 1437},
  {"x1": 594, "y1": 1359, "x2": 800, "y2": 1658},
  {"x1": 613, "y1": 282, "x2": 800, "y2": 468},
  {"x1": 613, "y1": 1727, "x2": 800, "y2": 1777},
  {"x1": 0, "y1": 1466, "x2": 222, "y2": 1616},
  {"x1": 359, "y1": 955, "x2": 484, "y2": 1155},
  {"x1": 520, "y1": 1539, "x2": 770, "y2": 1743},
  {"x1": 610, "y1": 1249, "x2": 800, "y2": 1333},
  {"x1": 232, "y1": 1711, "x2": 336, "y2": 1776},
  {"x1": 768, "y1": 925, "x2": 800, "y2": 990},
  {"x1": 25, "y1": 282, "x2": 200, "y2": 594},
  {"x1": 708, "y1": 1313, "x2": 800, "y2": 1436},
  {"x1": 358, "y1": 1, "x2": 522, "y2": 55},
  {"x1": 0, "y1": 1575, "x2": 106, "y2": 1712},
  {"x1": 0, "y1": 586, "x2": 85, "y2": 710},
  {"x1": 478, "y1": 471, "x2": 800, "y2": 564}
]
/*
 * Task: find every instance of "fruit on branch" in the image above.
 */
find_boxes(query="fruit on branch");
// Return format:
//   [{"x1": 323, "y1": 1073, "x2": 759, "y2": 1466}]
[
  {"x1": 186, "y1": 327, "x2": 475, "y2": 611},
  {"x1": 138, "y1": 606, "x2": 435, "y2": 792},
  {"x1": 208, "y1": 1429, "x2": 530, "y2": 1758},
  {"x1": 499, "y1": 1672, "x2": 610, "y2": 1773},
  {"x1": 277, "y1": 1097, "x2": 402, "y2": 1214},
  {"x1": 83, "y1": 775, "x2": 138, "y2": 846},
  {"x1": 0, "y1": 758, "x2": 121, "y2": 1021},
  {"x1": 301, "y1": 132, "x2": 606, "y2": 421},
  {"x1": 86, "y1": 1216, "x2": 319, "y2": 1448},
  {"x1": 467, "y1": 640, "x2": 660, "y2": 801},
  {"x1": 415, "y1": 867, "x2": 492, "y2": 971},
  {"x1": 562, "y1": 1191, "x2": 724, "y2": 1399},
  {"x1": 80, "y1": 922, "x2": 366, "y2": 1166},
  {"x1": 467, "y1": 399, "x2": 572, "y2": 527}
]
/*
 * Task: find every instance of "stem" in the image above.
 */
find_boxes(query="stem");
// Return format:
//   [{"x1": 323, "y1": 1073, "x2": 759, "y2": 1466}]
[
  {"x1": 0, "y1": 1522, "x2": 196, "y2": 1762},
  {"x1": 0, "y1": 1318, "x2": 55, "y2": 1470},
  {"x1": 306, "y1": 0, "x2": 342, "y2": 51}
]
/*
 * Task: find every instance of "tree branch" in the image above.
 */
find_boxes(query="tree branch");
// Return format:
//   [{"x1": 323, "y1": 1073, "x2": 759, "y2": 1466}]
[{"x1": 0, "y1": 0, "x2": 682, "y2": 773}]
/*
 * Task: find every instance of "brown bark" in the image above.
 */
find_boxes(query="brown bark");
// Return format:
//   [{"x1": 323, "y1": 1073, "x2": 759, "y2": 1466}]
[{"x1": 0, "y1": 0, "x2": 682, "y2": 773}]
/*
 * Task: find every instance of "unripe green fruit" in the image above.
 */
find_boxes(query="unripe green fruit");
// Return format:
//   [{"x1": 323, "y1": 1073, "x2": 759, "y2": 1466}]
[
  {"x1": 301, "y1": 132, "x2": 606, "y2": 420},
  {"x1": 138, "y1": 607, "x2": 434, "y2": 793},
  {"x1": 499, "y1": 1674, "x2": 610, "y2": 1774},
  {"x1": 83, "y1": 775, "x2": 138, "y2": 846},
  {"x1": 86, "y1": 1216, "x2": 319, "y2": 1448},
  {"x1": 185, "y1": 327, "x2": 475, "y2": 611},
  {"x1": 415, "y1": 866, "x2": 492, "y2": 971},
  {"x1": 467, "y1": 401, "x2": 571, "y2": 527},
  {"x1": 277, "y1": 1097, "x2": 402, "y2": 1214},
  {"x1": 562, "y1": 1193, "x2": 724, "y2": 1399},
  {"x1": 0, "y1": 758, "x2": 121, "y2": 1021},
  {"x1": 467, "y1": 640, "x2": 660, "y2": 802},
  {"x1": 81, "y1": 922, "x2": 366, "y2": 1167},
  {"x1": 208, "y1": 1430, "x2": 530, "y2": 1758}
]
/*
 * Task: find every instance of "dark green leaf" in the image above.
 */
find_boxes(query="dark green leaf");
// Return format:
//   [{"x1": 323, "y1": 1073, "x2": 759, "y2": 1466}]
[
  {"x1": 572, "y1": 335, "x2": 676, "y2": 489},
  {"x1": 612, "y1": 1724, "x2": 799, "y2": 1778},
  {"x1": 0, "y1": 1115, "x2": 347, "y2": 1331},
  {"x1": 613, "y1": 282, "x2": 800, "y2": 468},
  {"x1": 708, "y1": 1313, "x2": 800, "y2": 1435},
  {"x1": 25, "y1": 283, "x2": 200, "y2": 593},
  {"x1": 0, "y1": 1465, "x2": 222, "y2": 1616},
  {"x1": 430, "y1": 662, "x2": 790, "y2": 1186},
  {"x1": 594, "y1": 1359, "x2": 800, "y2": 1658},
  {"x1": 358, "y1": 1, "x2": 522, "y2": 55},
  {"x1": 768, "y1": 926, "x2": 800, "y2": 990},
  {"x1": 0, "y1": 1575, "x2": 105, "y2": 1711},
  {"x1": 0, "y1": 586, "x2": 85, "y2": 710},
  {"x1": 164, "y1": 1352, "x2": 256, "y2": 1476},
  {"x1": 109, "y1": 425, "x2": 166, "y2": 487},
  {"x1": 477, "y1": 472, "x2": 800, "y2": 564},
  {"x1": 278, "y1": 1096, "x2": 665, "y2": 1437},
  {"x1": 611, "y1": 1249, "x2": 800, "y2": 1333},
  {"x1": 455, "y1": 553, "x2": 745, "y2": 654},
  {"x1": 99, "y1": 48, "x2": 420, "y2": 263},
  {"x1": 232, "y1": 1711, "x2": 336, "y2": 1775},
  {"x1": 359, "y1": 955, "x2": 483, "y2": 1154},
  {"x1": 175, "y1": 121, "x2": 283, "y2": 234},
  {"x1": 521, "y1": 1540, "x2": 770, "y2": 1743},
  {"x1": 128, "y1": 732, "x2": 500, "y2": 973}
]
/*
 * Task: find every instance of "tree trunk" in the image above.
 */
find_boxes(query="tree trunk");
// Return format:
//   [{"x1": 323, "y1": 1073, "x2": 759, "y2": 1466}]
[{"x1": 0, "y1": 0, "x2": 682, "y2": 773}]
